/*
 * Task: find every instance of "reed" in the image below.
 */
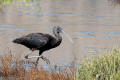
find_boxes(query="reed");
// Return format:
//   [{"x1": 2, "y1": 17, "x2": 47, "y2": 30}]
[
  {"x1": 1, "y1": 48, "x2": 120, "y2": 80},
  {"x1": 0, "y1": 53, "x2": 75, "y2": 80},
  {"x1": 75, "y1": 48, "x2": 120, "y2": 80}
]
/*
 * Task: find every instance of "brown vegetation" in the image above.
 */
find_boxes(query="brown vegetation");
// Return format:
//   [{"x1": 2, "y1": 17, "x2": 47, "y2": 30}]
[{"x1": 0, "y1": 54, "x2": 76, "y2": 80}]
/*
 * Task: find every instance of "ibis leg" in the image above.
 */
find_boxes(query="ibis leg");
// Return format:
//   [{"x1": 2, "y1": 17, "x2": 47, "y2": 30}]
[
  {"x1": 35, "y1": 51, "x2": 50, "y2": 64},
  {"x1": 36, "y1": 51, "x2": 42, "y2": 64},
  {"x1": 36, "y1": 56, "x2": 40, "y2": 64}
]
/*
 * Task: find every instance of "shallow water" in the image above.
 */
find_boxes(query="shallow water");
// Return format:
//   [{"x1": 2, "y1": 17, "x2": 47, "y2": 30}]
[{"x1": 0, "y1": 0, "x2": 120, "y2": 65}]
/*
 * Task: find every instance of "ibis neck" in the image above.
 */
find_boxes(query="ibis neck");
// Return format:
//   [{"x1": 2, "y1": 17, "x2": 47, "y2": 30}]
[
  {"x1": 53, "y1": 33, "x2": 62, "y2": 48},
  {"x1": 54, "y1": 33, "x2": 62, "y2": 41}
]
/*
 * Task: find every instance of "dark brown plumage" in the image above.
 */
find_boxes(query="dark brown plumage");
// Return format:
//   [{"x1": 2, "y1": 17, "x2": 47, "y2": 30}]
[{"x1": 13, "y1": 26, "x2": 63, "y2": 64}]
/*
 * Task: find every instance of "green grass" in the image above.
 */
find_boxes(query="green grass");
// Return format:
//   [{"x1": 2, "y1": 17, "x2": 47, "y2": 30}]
[{"x1": 75, "y1": 48, "x2": 120, "y2": 80}]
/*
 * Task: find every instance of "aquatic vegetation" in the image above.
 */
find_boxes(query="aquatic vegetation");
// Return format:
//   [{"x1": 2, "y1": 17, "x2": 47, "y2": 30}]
[
  {"x1": 0, "y1": 0, "x2": 37, "y2": 7},
  {"x1": 0, "y1": 0, "x2": 13, "y2": 6},
  {"x1": 75, "y1": 48, "x2": 120, "y2": 80},
  {"x1": 0, "y1": 0, "x2": 41, "y2": 13}
]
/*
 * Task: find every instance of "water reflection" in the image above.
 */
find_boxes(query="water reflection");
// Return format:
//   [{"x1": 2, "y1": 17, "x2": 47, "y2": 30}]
[
  {"x1": 0, "y1": 0, "x2": 34, "y2": 7},
  {"x1": 0, "y1": 0, "x2": 41, "y2": 16},
  {"x1": 108, "y1": 0, "x2": 120, "y2": 5},
  {"x1": 0, "y1": 0, "x2": 13, "y2": 6}
]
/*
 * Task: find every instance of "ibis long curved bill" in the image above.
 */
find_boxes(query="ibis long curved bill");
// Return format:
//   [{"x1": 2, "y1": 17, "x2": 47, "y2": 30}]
[
  {"x1": 61, "y1": 30, "x2": 74, "y2": 44},
  {"x1": 13, "y1": 26, "x2": 73, "y2": 64}
]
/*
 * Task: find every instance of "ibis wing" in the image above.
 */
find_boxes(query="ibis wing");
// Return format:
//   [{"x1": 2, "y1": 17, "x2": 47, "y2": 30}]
[{"x1": 22, "y1": 33, "x2": 49, "y2": 48}]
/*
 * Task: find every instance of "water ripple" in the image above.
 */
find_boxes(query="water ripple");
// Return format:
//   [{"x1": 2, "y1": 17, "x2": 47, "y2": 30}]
[
  {"x1": 74, "y1": 31, "x2": 96, "y2": 34},
  {"x1": 102, "y1": 32, "x2": 120, "y2": 34},
  {"x1": 0, "y1": 24, "x2": 13, "y2": 28},
  {"x1": 0, "y1": 27, "x2": 28, "y2": 32},
  {"x1": 85, "y1": 46, "x2": 109, "y2": 50}
]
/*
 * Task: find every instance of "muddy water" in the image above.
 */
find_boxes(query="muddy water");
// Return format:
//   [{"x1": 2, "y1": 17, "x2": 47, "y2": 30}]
[{"x1": 0, "y1": 0, "x2": 120, "y2": 65}]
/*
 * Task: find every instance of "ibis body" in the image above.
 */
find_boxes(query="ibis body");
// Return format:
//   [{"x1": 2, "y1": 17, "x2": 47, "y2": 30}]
[{"x1": 13, "y1": 26, "x2": 63, "y2": 64}]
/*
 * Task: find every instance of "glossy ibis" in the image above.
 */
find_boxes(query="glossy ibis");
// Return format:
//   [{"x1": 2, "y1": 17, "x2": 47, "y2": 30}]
[{"x1": 13, "y1": 26, "x2": 73, "y2": 64}]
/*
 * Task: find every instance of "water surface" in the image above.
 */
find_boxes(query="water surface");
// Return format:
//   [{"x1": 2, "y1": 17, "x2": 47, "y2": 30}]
[{"x1": 0, "y1": 0, "x2": 120, "y2": 65}]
